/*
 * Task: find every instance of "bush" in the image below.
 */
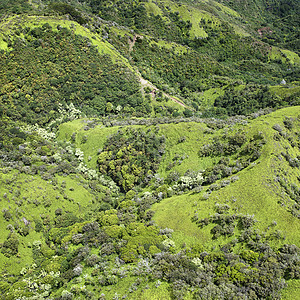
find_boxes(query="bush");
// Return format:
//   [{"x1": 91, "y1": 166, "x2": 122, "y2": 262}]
[
  {"x1": 98, "y1": 128, "x2": 165, "y2": 192},
  {"x1": 1, "y1": 233, "x2": 19, "y2": 257}
]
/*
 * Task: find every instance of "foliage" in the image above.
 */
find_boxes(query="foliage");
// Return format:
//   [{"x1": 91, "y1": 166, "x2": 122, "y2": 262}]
[
  {"x1": 214, "y1": 84, "x2": 283, "y2": 116},
  {"x1": 0, "y1": 0, "x2": 299, "y2": 299},
  {"x1": 219, "y1": 0, "x2": 300, "y2": 53},
  {"x1": 98, "y1": 127, "x2": 165, "y2": 192},
  {"x1": 0, "y1": 23, "x2": 143, "y2": 126},
  {"x1": 0, "y1": 0, "x2": 31, "y2": 15},
  {"x1": 49, "y1": 2, "x2": 88, "y2": 25}
]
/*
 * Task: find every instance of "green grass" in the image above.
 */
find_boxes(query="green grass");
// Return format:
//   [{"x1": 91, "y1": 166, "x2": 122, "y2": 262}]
[
  {"x1": 152, "y1": 193, "x2": 213, "y2": 246},
  {"x1": 214, "y1": 1, "x2": 241, "y2": 18},
  {"x1": 58, "y1": 119, "x2": 121, "y2": 169},
  {"x1": 144, "y1": 0, "x2": 167, "y2": 20},
  {"x1": 0, "y1": 169, "x2": 97, "y2": 274},
  {"x1": 95, "y1": 277, "x2": 173, "y2": 300},
  {"x1": 58, "y1": 108, "x2": 300, "y2": 247},
  {"x1": 2, "y1": 106, "x2": 300, "y2": 296},
  {"x1": 198, "y1": 86, "x2": 225, "y2": 108},
  {"x1": 269, "y1": 46, "x2": 300, "y2": 66},
  {"x1": 164, "y1": 0, "x2": 212, "y2": 38},
  {"x1": 0, "y1": 15, "x2": 135, "y2": 70},
  {"x1": 270, "y1": 85, "x2": 300, "y2": 99},
  {"x1": 0, "y1": 36, "x2": 7, "y2": 49},
  {"x1": 158, "y1": 122, "x2": 216, "y2": 177},
  {"x1": 153, "y1": 106, "x2": 300, "y2": 249},
  {"x1": 281, "y1": 279, "x2": 300, "y2": 300},
  {"x1": 150, "y1": 39, "x2": 188, "y2": 54},
  {"x1": 281, "y1": 49, "x2": 300, "y2": 65},
  {"x1": 152, "y1": 97, "x2": 187, "y2": 117},
  {"x1": 53, "y1": 108, "x2": 300, "y2": 298}
]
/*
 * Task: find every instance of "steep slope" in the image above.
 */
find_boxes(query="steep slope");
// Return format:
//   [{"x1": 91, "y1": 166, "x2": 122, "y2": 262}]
[
  {"x1": 0, "y1": 16, "x2": 144, "y2": 125},
  {"x1": 47, "y1": 107, "x2": 300, "y2": 299},
  {"x1": 0, "y1": 0, "x2": 299, "y2": 126},
  {"x1": 152, "y1": 106, "x2": 300, "y2": 246},
  {"x1": 0, "y1": 0, "x2": 300, "y2": 299},
  {"x1": 216, "y1": 0, "x2": 300, "y2": 52}
]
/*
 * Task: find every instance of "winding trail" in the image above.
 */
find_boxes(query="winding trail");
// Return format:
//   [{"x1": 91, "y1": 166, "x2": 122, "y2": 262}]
[
  {"x1": 138, "y1": 75, "x2": 188, "y2": 109},
  {"x1": 129, "y1": 35, "x2": 189, "y2": 109}
]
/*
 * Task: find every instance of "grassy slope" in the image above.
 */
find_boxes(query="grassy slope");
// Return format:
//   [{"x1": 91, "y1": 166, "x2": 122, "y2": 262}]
[
  {"x1": 58, "y1": 119, "x2": 120, "y2": 170},
  {"x1": 158, "y1": 122, "x2": 217, "y2": 176},
  {"x1": 141, "y1": 0, "x2": 299, "y2": 107},
  {"x1": 57, "y1": 120, "x2": 214, "y2": 250},
  {"x1": 0, "y1": 2, "x2": 299, "y2": 297},
  {"x1": 152, "y1": 106, "x2": 300, "y2": 247},
  {"x1": 58, "y1": 107, "x2": 300, "y2": 249},
  {"x1": 0, "y1": 15, "x2": 196, "y2": 116},
  {"x1": 151, "y1": 107, "x2": 300, "y2": 297},
  {"x1": 144, "y1": 0, "x2": 246, "y2": 38},
  {"x1": 270, "y1": 86, "x2": 300, "y2": 96},
  {"x1": 0, "y1": 15, "x2": 134, "y2": 68},
  {"x1": 164, "y1": 0, "x2": 249, "y2": 36},
  {"x1": 2, "y1": 106, "x2": 298, "y2": 296},
  {"x1": 0, "y1": 170, "x2": 97, "y2": 274},
  {"x1": 281, "y1": 279, "x2": 300, "y2": 300},
  {"x1": 269, "y1": 46, "x2": 300, "y2": 65},
  {"x1": 0, "y1": 6, "x2": 297, "y2": 116}
]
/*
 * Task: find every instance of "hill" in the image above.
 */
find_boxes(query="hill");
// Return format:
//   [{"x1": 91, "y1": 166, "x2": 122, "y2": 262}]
[
  {"x1": 0, "y1": 0, "x2": 299, "y2": 299},
  {"x1": 0, "y1": 107, "x2": 299, "y2": 299}
]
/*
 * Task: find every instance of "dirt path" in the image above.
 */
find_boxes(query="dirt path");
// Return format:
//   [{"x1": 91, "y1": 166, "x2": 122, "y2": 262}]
[
  {"x1": 166, "y1": 94, "x2": 188, "y2": 108},
  {"x1": 129, "y1": 35, "x2": 189, "y2": 109},
  {"x1": 138, "y1": 75, "x2": 188, "y2": 109},
  {"x1": 129, "y1": 34, "x2": 143, "y2": 52}
]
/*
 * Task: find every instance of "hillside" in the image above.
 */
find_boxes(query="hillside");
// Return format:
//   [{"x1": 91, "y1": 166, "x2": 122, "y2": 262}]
[
  {"x1": 0, "y1": 0, "x2": 300, "y2": 299},
  {"x1": 1, "y1": 107, "x2": 300, "y2": 299}
]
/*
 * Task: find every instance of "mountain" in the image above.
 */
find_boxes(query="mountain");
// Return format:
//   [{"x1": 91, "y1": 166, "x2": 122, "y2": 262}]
[{"x1": 0, "y1": 1, "x2": 299, "y2": 299}]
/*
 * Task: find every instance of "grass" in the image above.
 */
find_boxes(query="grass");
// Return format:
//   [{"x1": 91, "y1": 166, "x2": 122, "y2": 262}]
[
  {"x1": 0, "y1": 169, "x2": 97, "y2": 274},
  {"x1": 21, "y1": 106, "x2": 300, "y2": 298},
  {"x1": 152, "y1": 97, "x2": 186, "y2": 117},
  {"x1": 268, "y1": 46, "x2": 300, "y2": 66},
  {"x1": 0, "y1": 15, "x2": 135, "y2": 71},
  {"x1": 152, "y1": 106, "x2": 300, "y2": 251},
  {"x1": 214, "y1": 1, "x2": 241, "y2": 18},
  {"x1": 281, "y1": 279, "x2": 300, "y2": 300},
  {"x1": 144, "y1": 0, "x2": 168, "y2": 21},
  {"x1": 281, "y1": 49, "x2": 300, "y2": 65},
  {"x1": 152, "y1": 193, "x2": 213, "y2": 246},
  {"x1": 57, "y1": 119, "x2": 217, "y2": 188},
  {"x1": 0, "y1": 35, "x2": 7, "y2": 49},
  {"x1": 197, "y1": 86, "x2": 225, "y2": 108},
  {"x1": 58, "y1": 108, "x2": 300, "y2": 251},
  {"x1": 58, "y1": 119, "x2": 121, "y2": 169},
  {"x1": 98, "y1": 277, "x2": 173, "y2": 300},
  {"x1": 150, "y1": 39, "x2": 188, "y2": 54},
  {"x1": 158, "y1": 122, "x2": 216, "y2": 177},
  {"x1": 2, "y1": 106, "x2": 300, "y2": 296},
  {"x1": 164, "y1": 0, "x2": 213, "y2": 38}
]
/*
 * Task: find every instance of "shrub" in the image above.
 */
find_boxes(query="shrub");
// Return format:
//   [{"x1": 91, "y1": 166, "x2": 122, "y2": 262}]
[
  {"x1": 1, "y1": 233, "x2": 19, "y2": 257},
  {"x1": 98, "y1": 128, "x2": 165, "y2": 192}
]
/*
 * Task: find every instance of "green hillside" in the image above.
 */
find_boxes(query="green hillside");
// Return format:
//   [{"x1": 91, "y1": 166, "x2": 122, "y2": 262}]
[
  {"x1": 0, "y1": 107, "x2": 296, "y2": 299},
  {"x1": 0, "y1": 0, "x2": 299, "y2": 299}
]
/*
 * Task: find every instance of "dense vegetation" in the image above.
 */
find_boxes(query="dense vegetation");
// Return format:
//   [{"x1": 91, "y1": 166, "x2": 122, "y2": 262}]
[
  {"x1": 98, "y1": 127, "x2": 166, "y2": 192},
  {"x1": 0, "y1": 0, "x2": 299, "y2": 299},
  {"x1": 0, "y1": 23, "x2": 143, "y2": 125},
  {"x1": 217, "y1": 0, "x2": 300, "y2": 53},
  {"x1": 1, "y1": 106, "x2": 300, "y2": 299}
]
